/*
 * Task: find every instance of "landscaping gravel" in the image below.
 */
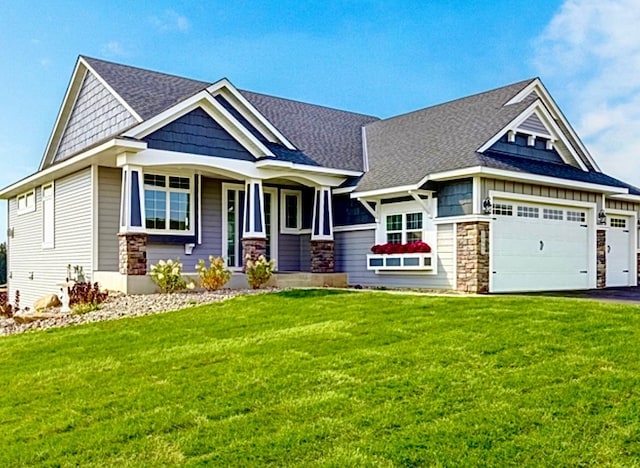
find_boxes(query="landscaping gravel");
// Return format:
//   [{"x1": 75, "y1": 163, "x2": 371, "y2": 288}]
[{"x1": 0, "y1": 289, "x2": 273, "y2": 337}]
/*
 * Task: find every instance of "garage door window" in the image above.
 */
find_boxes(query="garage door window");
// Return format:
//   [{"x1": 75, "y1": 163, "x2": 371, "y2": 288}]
[
  {"x1": 567, "y1": 211, "x2": 586, "y2": 223},
  {"x1": 493, "y1": 203, "x2": 513, "y2": 216},
  {"x1": 610, "y1": 218, "x2": 626, "y2": 228},
  {"x1": 517, "y1": 206, "x2": 539, "y2": 218},
  {"x1": 543, "y1": 208, "x2": 563, "y2": 220}
]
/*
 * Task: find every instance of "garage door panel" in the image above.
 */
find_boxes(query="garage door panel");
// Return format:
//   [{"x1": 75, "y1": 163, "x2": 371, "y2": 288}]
[{"x1": 492, "y1": 199, "x2": 591, "y2": 292}]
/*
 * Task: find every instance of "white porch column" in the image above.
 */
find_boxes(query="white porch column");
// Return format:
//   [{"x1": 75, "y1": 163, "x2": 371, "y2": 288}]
[
  {"x1": 311, "y1": 186, "x2": 335, "y2": 273},
  {"x1": 241, "y1": 179, "x2": 266, "y2": 269},
  {"x1": 119, "y1": 164, "x2": 145, "y2": 233},
  {"x1": 311, "y1": 186, "x2": 334, "y2": 241}
]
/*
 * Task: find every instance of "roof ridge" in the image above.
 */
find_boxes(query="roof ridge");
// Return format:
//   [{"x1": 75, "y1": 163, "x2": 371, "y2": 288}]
[
  {"x1": 367, "y1": 77, "x2": 538, "y2": 127},
  {"x1": 240, "y1": 89, "x2": 380, "y2": 120}
]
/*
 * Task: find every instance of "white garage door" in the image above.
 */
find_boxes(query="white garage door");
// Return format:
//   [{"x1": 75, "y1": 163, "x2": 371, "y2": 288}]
[
  {"x1": 606, "y1": 216, "x2": 631, "y2": 287},
  {"x1": 491, "y1": 200, "x2": 590, "y2": 292}
]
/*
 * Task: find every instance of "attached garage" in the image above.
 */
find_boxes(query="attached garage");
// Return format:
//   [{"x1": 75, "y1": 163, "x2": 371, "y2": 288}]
[{"x1": 490, "y1": 197, "x2": 595, "y2": 292}]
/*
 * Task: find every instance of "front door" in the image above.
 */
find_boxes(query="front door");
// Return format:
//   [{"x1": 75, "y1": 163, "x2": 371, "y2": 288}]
[{"x1": 223, "y1": 184, "x2": 277, "y2": 269}]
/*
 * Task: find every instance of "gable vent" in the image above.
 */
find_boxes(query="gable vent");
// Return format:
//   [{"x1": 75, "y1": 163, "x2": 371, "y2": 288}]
[{"x1": 516, "y1": 113, "x2": 551, "y2": 138}]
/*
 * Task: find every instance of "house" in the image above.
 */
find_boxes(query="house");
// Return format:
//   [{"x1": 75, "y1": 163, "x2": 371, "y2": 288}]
[{"x1": 2, "y1": 56, "x2": 640, "y2": 307}]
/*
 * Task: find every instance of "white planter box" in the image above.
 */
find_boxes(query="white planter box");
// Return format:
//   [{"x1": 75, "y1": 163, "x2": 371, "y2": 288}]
[{"x1": 366, "y1": 253, "x2": 433, "y2": 271}]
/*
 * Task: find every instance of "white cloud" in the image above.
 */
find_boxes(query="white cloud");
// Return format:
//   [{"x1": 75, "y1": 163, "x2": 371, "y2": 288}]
[
  {"x1": 533, "y1": 0, "x2": 640, "y2": 186},
  {"x1": 102, "y1": 40, "x2": 127, "y2": 57},
  {"x1": 149, "y1": 10, "x2": 190, "y2": 33}
]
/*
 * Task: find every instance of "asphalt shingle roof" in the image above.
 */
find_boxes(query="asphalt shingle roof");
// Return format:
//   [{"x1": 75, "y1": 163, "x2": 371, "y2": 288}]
[
  {"x1": 82, "y1": 56, "x2": 378, "y2": 171},
  {"x1": 83, "y1": 56, "x2": 210, "y2": 120},
  {"x1": 356, "y1": 79, "x2": 537, "y2": 192}
]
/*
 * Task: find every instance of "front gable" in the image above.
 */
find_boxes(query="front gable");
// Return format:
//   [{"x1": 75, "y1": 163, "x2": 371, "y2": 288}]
[
  {"x1": 143, "y1": 107, "x2": 255, "y2": 161},
  {"x1": 478, "y1": 101, "x2": 589, "y2": 172}
]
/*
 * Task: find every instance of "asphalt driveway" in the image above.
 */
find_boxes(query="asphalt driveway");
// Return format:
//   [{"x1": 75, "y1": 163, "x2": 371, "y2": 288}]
[{"x1": 520, "y1": 287, "x2": 640, "y2": 304}]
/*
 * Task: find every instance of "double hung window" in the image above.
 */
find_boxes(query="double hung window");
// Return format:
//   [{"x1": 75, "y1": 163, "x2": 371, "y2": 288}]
[
  {"x1": 144, "y1": 174, "x2": 191, "y2": 232},
  {"x1": 385, "y1": 212, "x2": 423, "y2": 244}
]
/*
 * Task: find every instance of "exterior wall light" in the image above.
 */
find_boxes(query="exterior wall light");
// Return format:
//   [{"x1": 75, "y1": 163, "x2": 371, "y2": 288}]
[{"x1": 482, "y1": 198, "x2": 493, "y2": 215}]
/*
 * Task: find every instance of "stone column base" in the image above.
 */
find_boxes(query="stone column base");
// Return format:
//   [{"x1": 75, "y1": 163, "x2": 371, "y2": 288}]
[
  {"x1": 311, "y1": 240, "x2": 335, "y2": 273},
  {"x1": 597, "y1": 229, "x2": 606, "y2": 288},
  {"x1": 242, "y1": 237, "x2": 267, "y2": 271},
  {"x1": 456, "y1": 222, "x2": 489, "y2": 294},
  {"x1": 118, "y1": 232, "x2": 148, "y2": 275}
]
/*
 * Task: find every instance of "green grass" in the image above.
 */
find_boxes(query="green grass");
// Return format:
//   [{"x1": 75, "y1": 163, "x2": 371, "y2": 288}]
[{"x1": 2, "y1": 289, "x2": 640, "y2": 466}]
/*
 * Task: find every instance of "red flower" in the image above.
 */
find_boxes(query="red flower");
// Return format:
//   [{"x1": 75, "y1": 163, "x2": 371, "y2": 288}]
[{"x1": 370, "y1": 241, "x2": 431, "y2": 254}]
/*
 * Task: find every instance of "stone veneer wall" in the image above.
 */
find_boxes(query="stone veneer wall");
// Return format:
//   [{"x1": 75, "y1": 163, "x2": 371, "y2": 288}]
[
  {"x1": 118, "y1": 233, "x2": 148, "y2": 275},
  {"x1": 456, "y1": 222, "x2": 490, "y2": 293},
  {"x1": 597, "y1": 230, "x2": 606, "y2": 288},
  {"x1": 241, "y1": 237, "x2": 267, "y2": 271},
  {"x1": 310, "y1": 240, "x2": 335, "y2": 273}
]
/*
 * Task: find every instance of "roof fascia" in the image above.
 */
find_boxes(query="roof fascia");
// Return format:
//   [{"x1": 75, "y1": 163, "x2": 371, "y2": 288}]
[
  {"x1": 207, "y1": 79, "x2": 296, "y2": 150},
  {"x1": 506, "y1": 78, "x2": 600, "y2": 172},
  {"x1": 39, "y1": 60, "x2": 88, "y2": 170},
  {"x1": 122, "y1": 90, "x2": 275, "y2": 158},
  {"x1": 1, "y1": 138, "x2": 146, "y2": 199},
  {"x1": 477, "y1": 100, "x2": 589, "y2": 172},
  {"x1": 255, "y1": 159, "x2": 362, "y2": 177},
  {"x1": 351, "y1": 165, "x2": 628, "y2": 199},
  {"x1": 608, "y1": 193, "x2": 640, "y2": 202}
]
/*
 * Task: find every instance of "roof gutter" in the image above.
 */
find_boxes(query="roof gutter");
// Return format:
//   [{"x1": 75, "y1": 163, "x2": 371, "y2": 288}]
[{"x1": 351, "y1": 166, "x2": 629, "y2": 199}]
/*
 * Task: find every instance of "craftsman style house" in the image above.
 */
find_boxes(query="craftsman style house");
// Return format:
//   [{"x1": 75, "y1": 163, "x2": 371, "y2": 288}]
[{"x1": 3, "y1": 56, "x2": 640, "y2": 306}]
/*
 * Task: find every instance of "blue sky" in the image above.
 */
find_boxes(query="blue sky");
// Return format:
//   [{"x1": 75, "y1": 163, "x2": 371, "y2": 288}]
[{"x1": 1, "y1": 0, "x2": 638, "y2": 242}]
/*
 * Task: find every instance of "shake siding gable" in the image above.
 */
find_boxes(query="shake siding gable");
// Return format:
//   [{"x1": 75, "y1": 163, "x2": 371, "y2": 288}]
[
  {"x1": 55, "y1": 72, "x2": 137, "y2": 163},
  {"x1": 8, "y1": 168, "x2": 93, "y2": 308}
]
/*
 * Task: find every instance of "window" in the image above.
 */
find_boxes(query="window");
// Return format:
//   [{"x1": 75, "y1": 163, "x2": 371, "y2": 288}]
[
  {"x1": 280, "y1": 190, "x2": 301, "y2": 232},
  {"x1": 385, "y1": 212, "x2": 423, "y2": 244},
  {"x1": 143, "y1": 174, "x2": 191, "y2": 232},
  {"x1": 610, "y1": 217, "x2": 627, "y2": 228},
  {"x1": 493, "y1": 203, "x2": 513, "y2": 216},
  {"x1": 17, "y1": 189, "x2": 35, "y2": 214},
  {"x1": 517, "y1": 206, "x2": 539, "y2": 218},
  {"x1": 567, "y1": 211, "x2": 586, "y2": 223},
  {"x1": 543, "y1": 208, "x2": 563, "y2": 220},
  {"x1": 42, "y1": 183, "x2": 54, "y2": 248}
]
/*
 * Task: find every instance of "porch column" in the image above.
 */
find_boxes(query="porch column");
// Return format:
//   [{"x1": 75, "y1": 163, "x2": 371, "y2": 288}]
[
  {"x1": 310, "y1": 186, "x2": 335, "y2": 273},
  {"x1": 241, "y1": 179, "x2": 266, "y2": 269},
  {"x1": 118, "y1": 165, "x2": 147, "y2": 275}
]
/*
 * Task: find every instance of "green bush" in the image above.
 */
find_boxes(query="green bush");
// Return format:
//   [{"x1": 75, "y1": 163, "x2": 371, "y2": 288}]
[
  {"x1": 196, "y1": 256, "x2": 231, "y2": 291},
  {"x1": 149, "y1": 259, "x2": 187, "y2": 293},
  {"x1": 245, "y1": 255, "x2": 275, "y2": 289}
]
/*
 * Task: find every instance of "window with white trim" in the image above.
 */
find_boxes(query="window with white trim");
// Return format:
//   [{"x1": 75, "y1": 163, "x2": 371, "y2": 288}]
[
  {"x1": 385, "y1": 212, "x2": 423, "y2": 244},
  {"x1": 143, "y1": 174, "x2": 192, "y2": 233},
  {"x1": 280, "y1": 189, "x2": 301, "y2": 232},
  {"x1": 42, "y1": 183, "x2": 54, "y2": 248},
  {"x1": 17, "y1": 189, "x2": 36, "y2": 215}
]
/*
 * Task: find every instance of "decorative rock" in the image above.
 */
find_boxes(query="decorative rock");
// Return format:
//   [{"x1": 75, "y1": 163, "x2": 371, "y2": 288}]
[
  {"x1": 14, "y1": 312, "x2": 61, "y2": 324},
  {"x1": 33, "y1": 293, "x2": 62, "y2": 311}
]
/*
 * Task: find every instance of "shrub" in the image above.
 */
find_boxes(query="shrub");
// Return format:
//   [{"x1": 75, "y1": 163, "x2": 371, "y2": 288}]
[
  {"x1": 196, "y1": 256, "x2": 231, "y2": 291},
  {"x1": 0, "y1": 290, "x2": 12, "y2": 318},
  {"x1": 149, "y1": 259, "x2": 187, "y2": 293},
  {"x1": 245, "y1": 255, "x2": 275, "y2": 289},
  {"x1": 69, "y1": 282, "x2": 108, "y2": 308},
  {"x1": 72, "y1": 302, "x2": 100, "y2": 315}
]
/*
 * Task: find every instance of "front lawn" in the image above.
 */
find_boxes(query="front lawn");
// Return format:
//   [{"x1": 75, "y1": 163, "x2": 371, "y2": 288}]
[{"x1": 2, "y1": 290, "x2": 640, "y2": 466}]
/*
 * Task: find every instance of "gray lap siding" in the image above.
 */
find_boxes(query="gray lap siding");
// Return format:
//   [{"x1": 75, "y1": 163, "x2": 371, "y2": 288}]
[{"x1": 8, "y1": 168, "x2": 93, "y2": 308}]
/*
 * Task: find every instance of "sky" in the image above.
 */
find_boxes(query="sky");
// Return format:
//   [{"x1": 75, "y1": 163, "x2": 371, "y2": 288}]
[{"x1": 1, "y1": 0, "x2": 639, "y2": 242}]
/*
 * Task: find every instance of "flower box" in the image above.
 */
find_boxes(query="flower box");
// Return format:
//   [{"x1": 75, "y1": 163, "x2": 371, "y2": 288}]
[{"x1": 366, "y1": 252, "x2": 433, "y2": 271}]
